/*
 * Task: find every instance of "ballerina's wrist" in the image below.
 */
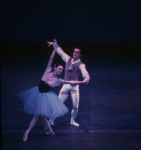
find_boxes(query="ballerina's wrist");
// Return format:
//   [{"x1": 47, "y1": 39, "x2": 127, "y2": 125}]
[{"x1": 56, "y1": 44, "x2": 60, "y2": 48}]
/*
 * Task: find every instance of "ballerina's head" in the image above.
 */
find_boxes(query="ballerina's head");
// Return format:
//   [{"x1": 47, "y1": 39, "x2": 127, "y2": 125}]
[{"x1": 53, "y1": 64, "x2": 64, "y2": 76}]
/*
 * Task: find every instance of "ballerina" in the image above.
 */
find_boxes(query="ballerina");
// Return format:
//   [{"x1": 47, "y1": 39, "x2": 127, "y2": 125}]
[{"x1": 17, "y1": 41, "x2": 86, "y2": 141}]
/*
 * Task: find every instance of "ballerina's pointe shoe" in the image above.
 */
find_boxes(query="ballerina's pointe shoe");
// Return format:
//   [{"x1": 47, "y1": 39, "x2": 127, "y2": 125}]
[
  {"x1": 46, "y1": 131, "x2": 55, "y2": 136},
  {"x1": 23, "y1": 133, "x2": 28, "y2": 142},
  {"x1": 49, "y1": 120, "x2": 54, "y2": 126}
]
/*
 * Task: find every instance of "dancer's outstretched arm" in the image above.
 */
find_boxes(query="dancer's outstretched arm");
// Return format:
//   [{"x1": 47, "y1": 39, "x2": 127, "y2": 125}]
[
  {"x1": 41, "y1": 43, "x2": 56, "y2": 80},
  {"x1": 48, "y1": 39, "x2": 70, "y2": 63},
  {"x1": 61, "y1": 79, "x2": 87, "y2": 85},
  {"x1": 46, "y1": 42, "x2": 56, "y2": 68}
]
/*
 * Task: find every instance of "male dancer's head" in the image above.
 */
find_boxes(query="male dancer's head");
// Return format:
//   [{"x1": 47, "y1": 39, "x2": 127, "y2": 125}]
[{"x1": 72, "y1": 47, "x2": 81, "y2": 61}]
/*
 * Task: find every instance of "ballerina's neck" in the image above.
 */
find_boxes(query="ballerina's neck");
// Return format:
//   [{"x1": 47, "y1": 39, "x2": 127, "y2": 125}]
[{"x1": 52, "y1": 72, "x2": 57, "y2": 78}]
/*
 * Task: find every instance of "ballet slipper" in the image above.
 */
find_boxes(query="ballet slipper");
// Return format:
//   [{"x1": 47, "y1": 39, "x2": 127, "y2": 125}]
[
  {"x1": 49, "y1": 120, "x2": 54, "y2": 126},
  {"x1": 70, "y1": 120, "x2": 80, "y2": 126},
  {"x1": 23, "y1": 133, "x2": 28, "y2": 142},
  {"x1": 46, "y1": 131, "x2": 55, "y2": 136}
]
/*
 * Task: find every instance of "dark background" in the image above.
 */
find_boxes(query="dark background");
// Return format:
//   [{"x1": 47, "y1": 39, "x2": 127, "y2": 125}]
[
  {"x1": 1, "y1": 0, "x2": 141, "y2": 44},
  {"x1": 1, "y1": 1, "x2": 141, "y2": 149}
]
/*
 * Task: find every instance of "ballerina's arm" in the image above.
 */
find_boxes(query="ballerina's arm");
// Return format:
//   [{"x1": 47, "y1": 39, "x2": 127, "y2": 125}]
[
  {"x1": 46, "y1": 42, "x2": 56, "y2": 69},
  {"x1": 61, "y1": 79, "x2": 87, "y2": 85}
]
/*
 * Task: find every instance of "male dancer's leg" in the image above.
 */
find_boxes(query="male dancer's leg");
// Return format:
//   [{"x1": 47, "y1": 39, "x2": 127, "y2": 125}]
[
  {"x1": 70, "y1": 85, "x2": 80, "y2": 126},
  {"x1": 58, "y1": 84, "x2": 69, "y2": 102}
]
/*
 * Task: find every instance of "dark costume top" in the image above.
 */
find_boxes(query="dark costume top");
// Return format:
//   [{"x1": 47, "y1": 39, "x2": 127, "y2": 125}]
[
  {"x1": 38, "y1": 80, "x2": 52, "y2": 93},
  {"x1": 64, "y1": 58, "x2": 83, "y2": 81}
]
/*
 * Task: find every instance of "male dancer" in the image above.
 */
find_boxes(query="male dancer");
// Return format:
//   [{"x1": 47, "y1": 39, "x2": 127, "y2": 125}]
[{"x1": 48, "y1": 39, "x2": 90, "y2": 126}]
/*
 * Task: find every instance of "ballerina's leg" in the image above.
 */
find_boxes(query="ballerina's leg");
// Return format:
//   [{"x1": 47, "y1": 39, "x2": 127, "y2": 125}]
[
  {"x1": 23, "y1": 114, "x2": 39, "y2": 141},
  {"x1": 40, "y1": 116, "x2": 55, "y2": 136}
]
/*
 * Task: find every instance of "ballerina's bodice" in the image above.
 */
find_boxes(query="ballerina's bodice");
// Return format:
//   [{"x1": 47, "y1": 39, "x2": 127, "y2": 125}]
[{"x1": 39, "y1": 67, "x2": 62, "y2": 92}]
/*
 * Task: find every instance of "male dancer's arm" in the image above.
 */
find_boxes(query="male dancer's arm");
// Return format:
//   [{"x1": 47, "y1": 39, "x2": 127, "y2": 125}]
[
  {"x1": 56, "y1": 46, "x2": 70, "y2": 63},
  {"x1": 79, "y1": 64, "x2": 90, "y2": 84},
  {"x1": 52, "y1": 39, "x2": 70, "y2": 63},
  {"x1": 61, "y1": 79, "x2": 86, "y2": 85}
]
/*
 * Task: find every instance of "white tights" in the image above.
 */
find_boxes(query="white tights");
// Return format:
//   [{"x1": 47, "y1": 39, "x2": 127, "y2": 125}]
[{"x1": 59, "y1": 84, "x2": 80, "y2": 121}]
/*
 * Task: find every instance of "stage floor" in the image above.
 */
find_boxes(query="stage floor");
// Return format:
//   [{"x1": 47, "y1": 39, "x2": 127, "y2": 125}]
[
  {"x1": 2, "y1": 128, "x2": 141, "y2": 150},
  {"x1": 1, "y1": 49, "x2": 141, "y2": 149}
]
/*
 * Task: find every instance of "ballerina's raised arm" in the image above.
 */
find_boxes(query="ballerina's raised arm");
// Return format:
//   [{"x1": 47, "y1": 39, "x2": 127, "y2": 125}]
[{"x1": 46, "y1": 41, "x2": 57, "y2": 69}]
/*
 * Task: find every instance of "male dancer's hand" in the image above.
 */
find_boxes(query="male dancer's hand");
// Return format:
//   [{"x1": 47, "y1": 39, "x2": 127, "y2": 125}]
[
  {"x1": 84, "y1": 78, "x2": 90, "y2": 84},
  {"x1": 53, "y1": 39, "x2": 57, "y2": 45},
  {"x1": 47, "y1": 41, "x2": 54, "y2": 47},
  {"x1": 47, "y1": 39, "x2": 58, "y2": 48},
  {"x1": 82, "y1": 79, "x2": 87, "y2": 84}
]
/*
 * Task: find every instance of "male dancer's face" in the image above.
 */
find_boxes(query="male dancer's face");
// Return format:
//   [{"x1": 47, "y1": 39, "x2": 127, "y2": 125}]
[{"x1": 73, "y1": 48, "x2": 81, "y2": 59}]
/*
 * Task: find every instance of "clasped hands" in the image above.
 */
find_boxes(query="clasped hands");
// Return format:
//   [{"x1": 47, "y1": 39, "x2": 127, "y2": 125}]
[
  {"x1": 83, "y1": 78, "x2": 89, "y2": 84},
  {"x1": 47, "y1": 39, "x2": 57, "y2": 48}
]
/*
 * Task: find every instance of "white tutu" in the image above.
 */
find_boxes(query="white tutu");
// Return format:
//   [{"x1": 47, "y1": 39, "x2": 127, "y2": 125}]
[{"x1": 17, "y1": 86, "x2": 69, "y2": 119}]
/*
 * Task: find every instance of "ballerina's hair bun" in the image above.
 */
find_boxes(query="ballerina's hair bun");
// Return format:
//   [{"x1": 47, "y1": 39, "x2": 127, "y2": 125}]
[
  {"x1": 52, "y1": 63, "x2": 64, "y2": 71},
  {"x1": 52, "y1": 64, "x2": 56, "y2": 71}
]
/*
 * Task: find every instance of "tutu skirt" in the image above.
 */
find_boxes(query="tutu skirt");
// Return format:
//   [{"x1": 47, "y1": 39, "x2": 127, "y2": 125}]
[{"x1": 17, "y1": 86, "x2": 69, "y2": 119}]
